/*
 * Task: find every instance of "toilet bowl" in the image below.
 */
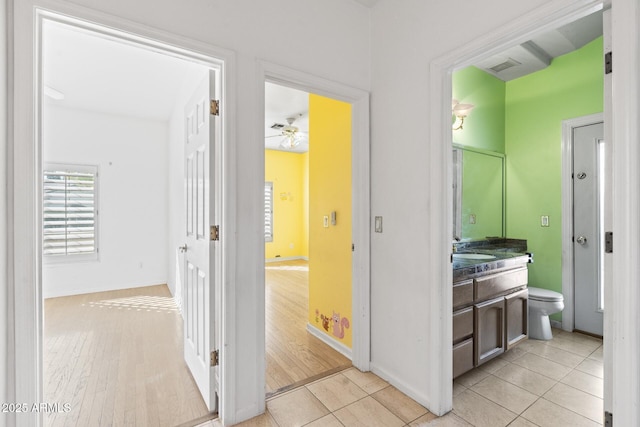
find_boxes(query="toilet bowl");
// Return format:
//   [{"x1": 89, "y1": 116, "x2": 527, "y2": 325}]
[{"x1": 528, "y1": 287, "x2": 564, "y2": 340}]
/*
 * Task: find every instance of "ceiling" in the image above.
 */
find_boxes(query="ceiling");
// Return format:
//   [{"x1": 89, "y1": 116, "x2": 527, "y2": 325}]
[
  {"x1": 43, "y1": 20, "x2": 207, "y2": 121},
  {"x1": 473, "y1": 10, "x2": 603, "y2": 81}
]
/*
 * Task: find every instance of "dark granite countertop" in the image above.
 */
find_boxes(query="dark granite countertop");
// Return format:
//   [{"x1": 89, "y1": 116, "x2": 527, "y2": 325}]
[{"x1": 453, "y1": 250, "x2": 532, "y2": 282}]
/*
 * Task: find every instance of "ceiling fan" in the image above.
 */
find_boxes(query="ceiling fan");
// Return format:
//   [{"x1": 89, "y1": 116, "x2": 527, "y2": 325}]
[{"x1": 266, "y1": 114, "x2": 308, "y2": 149}]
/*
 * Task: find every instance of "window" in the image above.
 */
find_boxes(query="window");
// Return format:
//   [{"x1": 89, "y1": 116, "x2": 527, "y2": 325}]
[
  {"x1": 43, "y1": 164, "x2": 98, "y2": 258},
  {"x1": 265, "y1": 181, "x2": 273, "y2": 242}
]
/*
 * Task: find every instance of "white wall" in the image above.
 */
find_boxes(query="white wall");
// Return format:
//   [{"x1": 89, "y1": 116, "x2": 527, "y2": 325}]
[
  {"x1": 1, "y1": 0, "x2": 8, "y2": 423},
  {"x1": 368, "y1": 0, "x2": 551, "y2": 410},
  {"x1": 42, "y1": 105, "x2": 169, "y2": 298}
]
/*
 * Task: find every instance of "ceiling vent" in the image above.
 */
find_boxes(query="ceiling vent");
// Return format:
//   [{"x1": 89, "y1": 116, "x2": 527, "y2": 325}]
[
  {"x1": 489, "y1": 58, "x2": 522, "y2": 73},
  {"x1": 270, "y1": 123, "x2": 285, "y2": 130}
]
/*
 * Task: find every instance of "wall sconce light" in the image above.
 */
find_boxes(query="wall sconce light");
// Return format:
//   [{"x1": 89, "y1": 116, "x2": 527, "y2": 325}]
[{"x1": 452, "y1": 99, "x2": 475, "y2": 130}]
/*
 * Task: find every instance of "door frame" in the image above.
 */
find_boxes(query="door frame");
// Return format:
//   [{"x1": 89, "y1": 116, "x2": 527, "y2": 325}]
[
  {"x1": 427, "y1": 0, "x2": 640, "y2": 417},
  {"x1": 9, "y1": 1, "x2": 236, "y2": 425},
  {"x1": 257, "y1": 61, "x2": 371, "y2": 390},
  {"x1": 561, "y1": 113, "x2": 604, "y2": 333}
]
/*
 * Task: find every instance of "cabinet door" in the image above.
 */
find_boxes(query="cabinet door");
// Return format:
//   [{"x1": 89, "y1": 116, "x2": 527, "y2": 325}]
[
  {"x1": 505, "y1": 289, "x2": 528, "y2": 349},
  {"x1": 474, "y1": 296, "x2": 505, "y2": 366}
]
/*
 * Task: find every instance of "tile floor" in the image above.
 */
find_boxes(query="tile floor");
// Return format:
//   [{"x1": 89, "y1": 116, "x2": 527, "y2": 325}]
[{"x1": 197, "y1": 329, "x2": 603, "y2": 427}]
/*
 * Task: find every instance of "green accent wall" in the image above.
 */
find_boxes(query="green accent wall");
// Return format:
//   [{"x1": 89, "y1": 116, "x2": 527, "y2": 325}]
[
  {"x1": 505, "y1": 37, "x2": 603, "y2": 320},
  {"x1": 453, "y1": 66, "x2": 505, "y2": 153}
]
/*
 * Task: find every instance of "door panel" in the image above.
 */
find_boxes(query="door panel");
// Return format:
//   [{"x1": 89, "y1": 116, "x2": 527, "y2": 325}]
[
  {"x1": 183, "y1": 71, "x2": 218, "y2": 411},
  {"x1": 573, "y1": 122, "x2": 604, "y2": 336},
  {"x1": 474, "y1": 296, "x2": 505, "y2": 366}
]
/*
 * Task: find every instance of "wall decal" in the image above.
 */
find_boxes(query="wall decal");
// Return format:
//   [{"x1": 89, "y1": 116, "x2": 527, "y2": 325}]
[{"x1": 331, "y1": 311, "x2": 350, "y2": 339}]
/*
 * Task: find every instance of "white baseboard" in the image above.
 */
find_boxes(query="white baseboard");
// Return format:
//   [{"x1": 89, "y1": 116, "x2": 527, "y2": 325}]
[
  {"x1": 369, "y1": 362, "x2": 432, "y2": 410},
  {"x1": 306, "y1": 323, "x2": 352, "y2": 360},
  {"x1": 265, "y1": 256, "x2": 309, "y2": 263},
  {"x1": 551, "y1": 319, "x2": 563, "y2": 329},
  {"x1": 43, "y1": 281, "x2": 168, "y2": 299}
]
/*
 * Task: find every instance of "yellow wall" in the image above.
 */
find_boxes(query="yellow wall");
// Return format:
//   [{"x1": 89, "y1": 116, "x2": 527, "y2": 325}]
[
  {"x1": 308, "y1": 94, "x2": 353, "y2": 348},
  {"x1": 264, "y1": 150, "x2": 308, "y2": 259}
]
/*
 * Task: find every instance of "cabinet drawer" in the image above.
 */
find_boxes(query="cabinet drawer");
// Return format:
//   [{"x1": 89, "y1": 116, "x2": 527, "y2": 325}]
[
  {"x1": 474, "y1": 267, "x2": 528, "y2": 301},
  {"x1": 453, "y1": 338, "x2": 474, "y2": 379},
  {"x1": 453, "y1": 279, "x2": 473, "y2": 309},
  {"x1": 453, "y1": 307, "x2": 473, "y2": 344}
]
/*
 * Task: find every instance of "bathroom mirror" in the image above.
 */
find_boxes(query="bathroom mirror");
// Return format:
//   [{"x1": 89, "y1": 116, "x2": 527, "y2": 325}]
[{"x1": 453, "y1": 145, "x2": 505, "y2": 241}]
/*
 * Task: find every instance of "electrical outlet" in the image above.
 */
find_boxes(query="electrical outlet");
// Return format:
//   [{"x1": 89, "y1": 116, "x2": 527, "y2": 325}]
[{"x1": 469, "y1": 214, "x2": 476, "y2": 224}]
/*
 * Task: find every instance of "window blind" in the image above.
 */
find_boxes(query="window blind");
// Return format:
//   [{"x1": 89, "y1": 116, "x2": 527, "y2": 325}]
[
  {"x1": 43, "y1": 167, "x2": 98, "y2": 256},
  {"x1": 265, "y1": 181, "x2": 273, "y2": 242}
]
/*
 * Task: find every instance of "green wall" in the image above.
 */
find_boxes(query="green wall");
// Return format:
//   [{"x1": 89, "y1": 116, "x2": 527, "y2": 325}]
[
  {"x1": 505, "y1": 37, "x2": 603, "y2": 319},
  {"x1": 453, "y1": 66, "x2": 505, "y2": 153}
]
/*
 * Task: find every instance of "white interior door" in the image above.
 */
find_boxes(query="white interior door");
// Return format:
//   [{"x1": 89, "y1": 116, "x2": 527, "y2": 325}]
[
  {"x1": 573, "y1": 122, "x2": 604, "y2": 336},
  {"x1": 183, "y1": 70, "x2": 219, "y2": 411}
]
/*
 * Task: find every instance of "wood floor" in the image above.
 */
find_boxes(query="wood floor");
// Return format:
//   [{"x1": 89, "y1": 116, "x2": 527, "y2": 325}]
[
  {"x1": 43, "y1": 285, "x2": 210, "y2": 427},
  {"x1": 265, "y1": 259, "x2": 351, "y2": 395}
]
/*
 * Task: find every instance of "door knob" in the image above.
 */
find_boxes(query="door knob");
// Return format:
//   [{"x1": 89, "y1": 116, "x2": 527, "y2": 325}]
[
  {"x1": 576, "y1": 236, "x2": 587, "y2": 245},
  {"x1": 178, "y1": 243, "x2": 188, "y2": 253}
]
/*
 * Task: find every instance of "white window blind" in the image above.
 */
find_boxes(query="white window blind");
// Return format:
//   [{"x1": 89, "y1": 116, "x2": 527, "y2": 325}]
[
  {"x1": 43, "y1": 165, "x2": 98, "y2": 257},
  {"x1": 265, "y1": 181, "x2": 273, "y2": 242}
]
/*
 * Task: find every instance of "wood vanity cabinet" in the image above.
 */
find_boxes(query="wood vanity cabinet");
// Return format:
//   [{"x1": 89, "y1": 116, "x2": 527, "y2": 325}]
[{"x1": 453, "y1": 265, "x2": 529, "y2": 379}]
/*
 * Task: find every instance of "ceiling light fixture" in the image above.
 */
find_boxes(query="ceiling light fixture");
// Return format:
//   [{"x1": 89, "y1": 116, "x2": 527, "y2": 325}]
[{"x1": 452, "y1": 99, "x2": 474, "y2": 130}]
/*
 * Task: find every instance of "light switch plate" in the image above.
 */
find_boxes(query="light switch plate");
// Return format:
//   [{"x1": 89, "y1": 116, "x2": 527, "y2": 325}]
[
  {"x1": 374, "y1": 216, "x2": 383, "y2": 233},
  {"x1": 323, "y1": 216, "x2": 329, "y2": 228},
  {"x1": 541, "y1": 215, "x2": 549, "y2": 227}
]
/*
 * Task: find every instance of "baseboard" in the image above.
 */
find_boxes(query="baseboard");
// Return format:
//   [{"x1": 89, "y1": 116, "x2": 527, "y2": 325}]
[
  {"x1": 265, "y1": 256, "x2": 309, "y2": 263},
  {"x1": 306, "y1": 323, "x2": 352, "y2": 360},
  {"x1": 369, "y1": 362, "x2": 432, "y2": 410},
  {"x1": 550, "y1": 319, "x2": 563, "y2": 329}
]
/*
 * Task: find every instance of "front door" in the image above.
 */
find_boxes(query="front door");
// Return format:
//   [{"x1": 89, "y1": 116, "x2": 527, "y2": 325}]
[
  {"x1": 573, "y1": 122, "x2": 604, "y2": 336},
  {"x1": 183, "y1": 70, "x2": 219, "y2": 411}
]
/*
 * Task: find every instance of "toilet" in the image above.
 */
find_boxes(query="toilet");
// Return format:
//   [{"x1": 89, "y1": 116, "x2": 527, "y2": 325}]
[{"x1": 528, "y1": 287, "x2": 564, "y2": 340}]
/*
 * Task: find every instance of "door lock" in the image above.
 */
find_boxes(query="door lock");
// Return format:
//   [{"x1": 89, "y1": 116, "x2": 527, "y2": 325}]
[{"x1": 576, "y1": 236, "x2": 587, "y2": 245}]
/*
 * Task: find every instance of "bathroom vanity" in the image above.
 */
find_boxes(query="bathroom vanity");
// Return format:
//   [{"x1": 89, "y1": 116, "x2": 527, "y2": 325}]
[{"x1": 452, "y1": 241, "x2": 531, "y2": 378}]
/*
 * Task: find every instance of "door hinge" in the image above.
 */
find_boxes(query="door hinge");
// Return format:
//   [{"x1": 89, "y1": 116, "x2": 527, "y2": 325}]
[
  {"x1": 210, "y1": 99, "x2": 220, "y2": 116},
  {"x1": 605, "y1": 411, "x2": 613, "y2": 427},
  {"x1": 352, "y1": 243, "x2": 355, "y2": 252},
  {"x1": 605, "y1": 231, "x2": 613, "y2": 253},
  {"x1": 605, "y1": 51, "x2": 612, "y2": 74},
  {"x1": 210, "y1": 225, "x2": 220, "y2": 241},
  {"x1": 210, "y1": 349, "x2": 219, "y2": 367}
]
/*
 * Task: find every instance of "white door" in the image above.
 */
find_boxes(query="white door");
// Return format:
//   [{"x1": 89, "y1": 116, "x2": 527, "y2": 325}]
[
  {"x1": 573, "y1": 122, "x2": 604, "y2": 336},
  {"x1": 183, "y1": 70, "x2": 219, "y2": 411}
]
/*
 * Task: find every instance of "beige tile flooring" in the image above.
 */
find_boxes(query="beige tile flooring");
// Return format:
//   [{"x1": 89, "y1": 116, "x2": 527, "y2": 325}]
[{"x1": 198, "y1": 329, "x2": 603, "y2": 427}]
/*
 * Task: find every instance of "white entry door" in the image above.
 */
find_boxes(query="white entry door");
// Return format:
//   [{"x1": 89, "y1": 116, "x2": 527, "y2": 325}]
[
  {"x1": 183, "y1": 70, "x2": 219, "y2": 411},
  {"x1": 573, "y1": 122, "x2": 604, "y2": 336}
]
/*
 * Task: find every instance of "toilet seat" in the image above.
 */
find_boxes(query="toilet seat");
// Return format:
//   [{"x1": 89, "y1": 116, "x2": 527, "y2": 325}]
[{"x1": 528, "y1": 286, "x2": 563, "y2": 302}]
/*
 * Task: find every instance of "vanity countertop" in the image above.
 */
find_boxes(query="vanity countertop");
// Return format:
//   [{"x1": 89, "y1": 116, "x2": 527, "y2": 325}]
[{"x1": 453, "y1": 250, "x2": 532, "y2": 282}]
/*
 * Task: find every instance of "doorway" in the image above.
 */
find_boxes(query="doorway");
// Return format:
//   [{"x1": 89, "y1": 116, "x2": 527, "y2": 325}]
[
  {"x1": 428, "y1": 0, "x2": 609, "y2": 416},
  {"x1": 263, "y1": 83, "x2": 355, "y2": 396},
  {"x1": 34, "y1": 10, "x2": 225, "y2": 425}
]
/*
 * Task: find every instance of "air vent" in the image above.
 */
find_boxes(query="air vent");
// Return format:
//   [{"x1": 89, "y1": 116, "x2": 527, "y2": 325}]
[
  {"x1": 489, "y1": 58, "x2": 521, "y2": 73},
  {"x1": 270, "y1": 123, "x2": 285, "y2": 130}
]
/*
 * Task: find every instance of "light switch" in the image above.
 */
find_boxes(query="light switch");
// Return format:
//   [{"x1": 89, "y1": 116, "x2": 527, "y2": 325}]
[
  {"x1": 375, "y1": 216, "x2": 383, "y2": 233},
  {"x1": 541, "y1": 215, "x2": 549, "y2": 227},
  {"x1": 331, "y1": 211, "x2": 337, "y2": 226},
  {"x1": 323, "y1": 216, "x2": 329, "y2": 228}
]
